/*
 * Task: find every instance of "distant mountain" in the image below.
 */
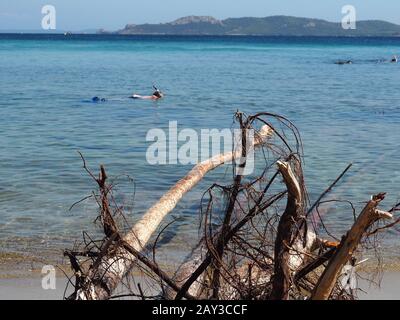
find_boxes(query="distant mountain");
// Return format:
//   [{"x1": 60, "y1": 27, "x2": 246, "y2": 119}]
[{"x1": 100, "y1": 15, "x2": 400, "y2": 37}]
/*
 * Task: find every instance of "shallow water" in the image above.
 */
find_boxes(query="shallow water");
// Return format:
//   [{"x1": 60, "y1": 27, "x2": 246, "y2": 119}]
[{"x1": 0, "y1": 34, "x2": 399, "y2": 266}]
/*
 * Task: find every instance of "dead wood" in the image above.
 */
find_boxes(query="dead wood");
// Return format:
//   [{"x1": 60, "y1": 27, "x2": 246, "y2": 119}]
[
  {"x1": 69, "y1": 114, "x2": 273, "y2": 300},
  {"x1": 64, "y1": 112, "x2": 398, "y2": 301},
  {"x1": 311, "y1": 194, "x2": 393, "y2": 300}
]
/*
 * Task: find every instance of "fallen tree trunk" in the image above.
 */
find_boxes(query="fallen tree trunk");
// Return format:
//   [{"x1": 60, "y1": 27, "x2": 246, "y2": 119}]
[
  {"x1": 270, "y1": 157, "x2": 305, "y2": 299},
  {"x1": 74, "y1": 125, "x2": 273, "y2": 300},
  {"x1": 311, "y1": 194, "x2": 393, "y2": 300}
]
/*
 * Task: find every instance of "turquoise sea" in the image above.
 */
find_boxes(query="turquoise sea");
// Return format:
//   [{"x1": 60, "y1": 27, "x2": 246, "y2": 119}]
[{"x1": 0, "y1": 35, "x2": 399, "y2": 267}]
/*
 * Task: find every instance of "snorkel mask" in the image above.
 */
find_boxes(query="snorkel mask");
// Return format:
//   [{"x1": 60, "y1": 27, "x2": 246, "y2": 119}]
[{"x1": 153, "y1": 85, "x2": 163, "y2": 98}]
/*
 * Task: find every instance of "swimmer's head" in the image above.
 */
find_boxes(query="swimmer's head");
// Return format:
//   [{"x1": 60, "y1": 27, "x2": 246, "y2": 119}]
[{"x1": 153, "y1": 90, "x2": 163, "y2": 98}]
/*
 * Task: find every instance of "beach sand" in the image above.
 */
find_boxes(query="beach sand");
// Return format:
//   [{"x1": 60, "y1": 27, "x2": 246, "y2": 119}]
[
  {"x1": 0, "y1": 277, "x2": 69, "y2": 300},
  {"x1": 0, "y1": 273, "x2": 398, "y2": 300},
  {"x1": 358, "y1": 272, "x2": 400, "y2": 300}
]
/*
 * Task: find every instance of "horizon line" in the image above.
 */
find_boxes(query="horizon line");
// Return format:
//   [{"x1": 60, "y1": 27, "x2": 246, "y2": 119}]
[{"x1": 1, "y1": 14, "x2": 400, "y2": 33}]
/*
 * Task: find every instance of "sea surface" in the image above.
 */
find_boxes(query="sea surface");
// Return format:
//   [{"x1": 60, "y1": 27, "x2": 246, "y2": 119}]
[{"x1": 0, "y1": 34, "x2": 400, "y2": 270}]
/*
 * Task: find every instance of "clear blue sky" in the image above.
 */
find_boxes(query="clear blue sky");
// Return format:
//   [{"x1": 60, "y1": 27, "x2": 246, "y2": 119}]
[{"x1": 1, "y1": 0, "x2": 400, "y2": 31}]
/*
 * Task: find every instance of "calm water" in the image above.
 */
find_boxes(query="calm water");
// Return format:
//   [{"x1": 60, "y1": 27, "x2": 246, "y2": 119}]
[{"x1": 0, "y1": 35, "x2": 399, "y2": 265}]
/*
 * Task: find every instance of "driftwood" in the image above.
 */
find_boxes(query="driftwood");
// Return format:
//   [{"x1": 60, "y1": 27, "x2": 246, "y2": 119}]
[
  {"x1": 70, "y1": 115, "x2": 273, "y2": 300},
  {"x1": 65, "y1": 112, "x2": 399, "y2": 300},
  {"x1": 270, "y1": 158, "x2": 305, "y2": 299},
  {"x1": 168, "y1": 157, "x2": 319, "y2": 300},
  {"x1": 311, "y1": 194, "x2": 393, "y2": 300}
]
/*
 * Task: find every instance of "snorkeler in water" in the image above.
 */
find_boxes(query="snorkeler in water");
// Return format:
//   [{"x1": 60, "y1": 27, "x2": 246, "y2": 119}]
[
  {"x1": 131, "y1": 86, "x2": 164, "y2": 100},
  {"x1": 335, "y1": 60, "x2": 353, "y2": 65},
  {"x1": 92, "y1": 96, "x2": 106, "y2": 102},
  {"x1": 391, "y1": 55, "x2": 398, "y2": 63}
]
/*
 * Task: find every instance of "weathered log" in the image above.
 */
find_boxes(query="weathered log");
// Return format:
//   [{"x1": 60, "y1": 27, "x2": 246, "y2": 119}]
[
  {"x1": 270, "y1": 157, "x2": 306, "y2": 300},
  {"x1": 311, "y1": 194, "x2": 393, "y2": 300},
  {"x1": 75, "y1": 125, "x2": 273, "y2": 300}
]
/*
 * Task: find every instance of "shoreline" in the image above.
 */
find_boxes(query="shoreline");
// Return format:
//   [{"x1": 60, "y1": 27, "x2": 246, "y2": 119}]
[
  {"x1": 1, "y1": 251, "x2": 400, "y2": 300},
  {"x1": 4, "y1": 249, "x2": 400, "y2": 276},
  {"x1": 0, "y1": 272, "x2": 398, "y2": 300}
]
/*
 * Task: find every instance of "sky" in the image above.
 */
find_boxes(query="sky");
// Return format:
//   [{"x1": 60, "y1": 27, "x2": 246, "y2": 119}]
[{"x1": 1, "y1": 0, "x2": 400, "y2": 31}]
